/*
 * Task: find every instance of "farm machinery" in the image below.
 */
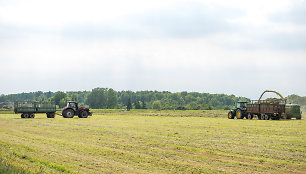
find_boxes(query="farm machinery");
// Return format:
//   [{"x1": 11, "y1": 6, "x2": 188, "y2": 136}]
[
  {"x1": 62, "y1": 101, "x2": 92, "y2": 118},
  {"x1": 228, "y1": 90, "x2": 302, "y2": 120},
  {"x1": 14, "y1": 101, "x2": 92, "y2": 118}
]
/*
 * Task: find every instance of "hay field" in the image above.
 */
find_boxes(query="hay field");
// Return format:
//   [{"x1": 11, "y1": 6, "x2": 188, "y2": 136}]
[{"x1": 0, "y1": 110, "x2": 305, "y2": 173}]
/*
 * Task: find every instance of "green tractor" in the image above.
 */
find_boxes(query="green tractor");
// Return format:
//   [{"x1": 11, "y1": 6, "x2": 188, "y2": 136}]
[{"x1": 228, "y1": 101, "x2": 248, "y2": 119}]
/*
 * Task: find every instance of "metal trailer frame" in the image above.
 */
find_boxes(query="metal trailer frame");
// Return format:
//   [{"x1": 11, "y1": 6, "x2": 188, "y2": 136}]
[
  {"x1": 246, "y1": 100, "x2": 286, "y2": 120},
  {"x1": 14, "y1": 101, "x2": 56, "y2": 118}
]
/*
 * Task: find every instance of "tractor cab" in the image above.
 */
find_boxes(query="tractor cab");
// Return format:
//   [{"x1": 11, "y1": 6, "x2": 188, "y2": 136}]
[
  {"x1": 236, "y1": 101, "x2": 247, "y2": 111},
  {"x1": 66, "y1": 101, "x2": 78, "y2": 111}
]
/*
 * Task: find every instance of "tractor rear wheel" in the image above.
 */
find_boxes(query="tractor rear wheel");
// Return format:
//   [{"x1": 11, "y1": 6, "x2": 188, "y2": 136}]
[
  {"x1": 236, "y1": 109, "x2": 243, "y2": 119},
  {"x1": 63, "y1": 109, "x2": 74, "y2": 118},
  {"x1": 78, "y1": 111, "x2": 88, "y2": 118}
]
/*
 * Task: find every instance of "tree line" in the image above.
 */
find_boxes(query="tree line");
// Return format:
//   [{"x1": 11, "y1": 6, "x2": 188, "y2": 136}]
[
  {"x1": 0, "y1": 88, "x2": 253, "y2": 110},
  {"x1": 1, "y1": 89, "x2": 304, "y2": 110},
  {"x1": 286, "y1": 94, "x2": 306, "y2": 106}
]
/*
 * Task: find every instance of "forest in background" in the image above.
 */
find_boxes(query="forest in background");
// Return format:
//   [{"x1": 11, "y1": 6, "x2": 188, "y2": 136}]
[{"x1": 0, "y1": 88, "x2": 305, "y2": 110}]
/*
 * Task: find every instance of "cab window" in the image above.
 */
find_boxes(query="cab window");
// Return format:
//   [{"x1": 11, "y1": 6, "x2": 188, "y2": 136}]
[
  {"x1": 236, "y1": 103, "x2": 241, "y2": 108},
  {"x1": 68, "y1": 102, "x2": 76, "y2": 109}
]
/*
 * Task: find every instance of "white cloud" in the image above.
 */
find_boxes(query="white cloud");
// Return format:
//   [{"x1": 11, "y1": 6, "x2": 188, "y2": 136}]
[
  {"x1": 0, "y1": 0, "x2": 305, "y2": 97},
  {"x1": 0, "y1": 0, "x2": 176, "y2": 27}
]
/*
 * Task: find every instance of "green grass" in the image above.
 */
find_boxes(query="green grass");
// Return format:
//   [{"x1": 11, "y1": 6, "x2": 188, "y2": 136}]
[
  {"x1": 0, "y1": 158, "x2": 30, "y2": 174},
  {"x1": 0, "y1": 110, "x2": 305, "y2": 173}
]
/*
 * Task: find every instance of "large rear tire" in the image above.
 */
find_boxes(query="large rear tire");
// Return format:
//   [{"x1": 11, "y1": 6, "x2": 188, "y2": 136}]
[
  {"x1": 78, "y1": 111, "x2": 88, "y2": 118},
  {"x1": 236, "y1": 109, "x2": 243, "y2": 119},
  {"x1": 63, "y1": 109, "x2": 74, "y2": 118}
]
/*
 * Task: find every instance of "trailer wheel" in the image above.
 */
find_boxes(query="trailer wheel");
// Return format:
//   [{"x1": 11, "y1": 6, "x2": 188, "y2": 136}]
[
  {"x1": 236, "y1": 109, "x2": 243, "y2": 119},
  {"x1": 29, "y1": 113, "x2": 35, "y2": 118},
  {"x1": 21, "y1": 114, "x2": 25, "y2": 118},
  {"x1": 47, "y1": 113, "x2": 55, "y2": 118},
  {"x1": 275, "y1": 116, "x2": 280, "y2": 120},
  {"x1": 78, "y1": 111, "x2": 88, "y2": 118},
  {"x1": 247, "y1": 113, "x2": 253, "y2": 119},
  {"x1": 271, "y1": 116, "x2": 280, "y2": 120},
  {"x1": 63, "y1": 109, "x2": 74, "y2": 118},
  {"x1": 271, "y1": 114, "x2": 280, "y2": 120},
  {"x1": 23, "y1": 113, "x2": 29, "y2": 118},
  {"x1": 257, "y1": 115, "x2": 261, "y2": 120},
  {"x1": 260, "y1": 114, "x2": 265, "y2": 120},
  {"x1": 265, "y1": 115, "x2": 270, "y2": 120}
]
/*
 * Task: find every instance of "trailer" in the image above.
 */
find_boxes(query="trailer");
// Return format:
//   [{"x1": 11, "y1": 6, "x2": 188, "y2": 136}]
[
  {"x1": 14, "y1": 101, "x2": 56, "y2": 118},
  {"x1": 14, "y1": 101, "x2": 92, "y2": 118},
  {"x1": 228, "y1": 90, "x2": 302, "y2": 120},
  {"x1": 246, "y1": 100, "x2": 286, "y2": 120}
]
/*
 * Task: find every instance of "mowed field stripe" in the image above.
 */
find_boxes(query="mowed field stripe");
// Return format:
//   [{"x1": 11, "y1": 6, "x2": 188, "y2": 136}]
[{"x1": 0, "y1": 112, "x2": 305, "y2": 173}]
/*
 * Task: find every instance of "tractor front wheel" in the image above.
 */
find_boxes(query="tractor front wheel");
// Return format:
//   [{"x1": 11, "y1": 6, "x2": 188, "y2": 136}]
[
  {"x1": 63, "y1": 109, "x2": 74, "y2": 118},
  {"x1": 228, "y1": 111, "x2": 234, "y2": 119},
  {"x1": 78, "y1": 111, "x2": 88, "y2": 118}
]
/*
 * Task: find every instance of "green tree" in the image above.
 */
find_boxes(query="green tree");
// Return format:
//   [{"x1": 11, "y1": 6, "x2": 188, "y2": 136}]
[
  {"x1": 134, "y1": 101, "x2": 141, "y2": 109},
  {"x1": 87, "y1": 88, "x2": 107, "y2": 109},
  {"x1": 141, "y1": 100, "x2": 147, "y2": 109},
  {"x1": 152, "y1": 100, "x2": 161, "y2": 110},
  {"x1": 107, "y1": 88, "x2": 118, "y2": 109},
  {"x1": 127, "y1": 97, "x2": 132, "y2": 111},
  {"x1": 71, "y1": 93, "x2": 78, "y2": 101},
  {"x1": 59, "y1": 98, "x2": 66, "y2": 108},
  {"x1": 38, "y1": 94, "x2": 46, "y2": 102},
  {"x1": 52, "y1": 91, "x2": 67, "y2": 106}
]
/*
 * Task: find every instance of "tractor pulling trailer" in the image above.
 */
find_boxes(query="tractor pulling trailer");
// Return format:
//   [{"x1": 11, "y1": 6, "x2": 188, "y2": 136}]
[
  {"x1": 14, "y1": 101, "x2": 92, "y2": 118},
  {"x1": 228, "y1": 90, "x2": 302, "y2": 120}
]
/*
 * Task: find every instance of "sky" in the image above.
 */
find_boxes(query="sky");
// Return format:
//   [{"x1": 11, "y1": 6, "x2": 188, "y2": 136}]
[{"x1": 0, "y1": 0, "x2": 305, "y2": 99}]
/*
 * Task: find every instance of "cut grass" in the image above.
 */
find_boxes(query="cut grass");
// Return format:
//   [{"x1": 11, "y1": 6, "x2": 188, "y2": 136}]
[
  {"x1": 0, "y1": 158, "x2": 29, "y2": 174},
  {"x1": 0, "y1": 110, "x2": 305, "y2": 173}
]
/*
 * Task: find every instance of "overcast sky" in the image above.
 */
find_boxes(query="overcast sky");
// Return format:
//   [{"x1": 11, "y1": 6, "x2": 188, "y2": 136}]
[{"x1": 0, "y1": 0, "x2": 305, "y2": 98}]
